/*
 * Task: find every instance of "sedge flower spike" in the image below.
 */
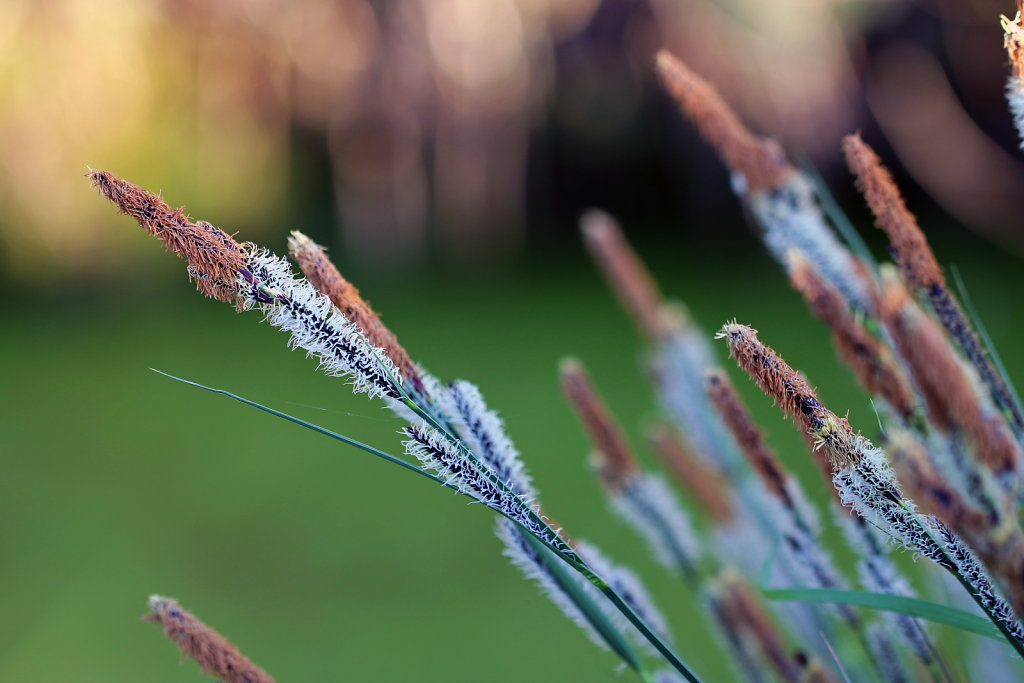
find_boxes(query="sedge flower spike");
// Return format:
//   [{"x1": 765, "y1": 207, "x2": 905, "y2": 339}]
[
  {"x1": 288, "y1": 231, "x2": 421, "y2": 387},
  {"x1": 654, "y1": 52, "x2": 874, "y2": 315},
  {"x1": 144, "y1": 595, "x2": 275, "y2": 683},
  {"x1": 878, "y1": 268, "x2": 1022, "y2": 482},
  {"x1": 581, "y1": 209, "x2": 671, "y2": 341},
  {"x1": 90, "y1": 170, "x2": 404, "y2": 405},
  {"x1": 842, "y1": 134, "x2": 1024, "y2": 433},
  {"x1": 561, "y1": 358, "x2": 699, "y2": 576},
  {"x1": 1003, "y1": 5, "x2": 1024, "y2": 148},
  {"x1": 787, "y1": 250, "x2": 916, "y2": 422},
  {"x1": 717, "y1": 323, "x2": 1024, "y2": 646},
  {"x1": 89, "y1": 170, "x2": 248, "y2": 303},
  {"x1": 403, "y1": 423, "x2": 556, "y2": 547}
]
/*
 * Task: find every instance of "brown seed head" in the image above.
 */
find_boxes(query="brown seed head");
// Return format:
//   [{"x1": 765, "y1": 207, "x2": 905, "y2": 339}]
[
  {"x1": 581, "y1": 210, "x2": 669, "y2": 341},
  {"x1": 788, "y1": 250, "x2": 916, "y2": 421},
  {"x1": 879, "y1": 268, "x2": 1022, "y2": 476},
  {"x1": 144, "y1": 595, "x2": 275, "y2": 683},
  {"x1": 1004, "y1": 5, "x2": 1024, "y2": 84},
  {"x1": 715, "y1": 322, "x2": 861, "y2": 470},
  {"x1": 714, "y1": 569, "x2": 802, "y2": 681},
  {"x1": 705, "y1": 368, "x2": 795, "y2": 506},
  {"x1": 88, "y1": 169, "x2": 248, "y2": 303},
  {"x1": 841, "y1": 134, "x2": 943, "y2": 290},
  {"x1": 288, "y1": 231, "x2": 420, "y2": 387},
  {"x1": 560, "y1": 358, "x2": 638, "y2": 490},
  {"x1": 647, "y1": 422, "x2": 735, "y2": 524},
  {"x1": 654, "y1": 50, "x2": 793, "y2": 192}
]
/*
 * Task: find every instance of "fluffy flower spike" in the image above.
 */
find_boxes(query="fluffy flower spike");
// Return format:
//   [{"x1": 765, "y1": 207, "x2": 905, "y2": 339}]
[{"x1": 144, "y1": 595, "x2": 275, "y2": 683}]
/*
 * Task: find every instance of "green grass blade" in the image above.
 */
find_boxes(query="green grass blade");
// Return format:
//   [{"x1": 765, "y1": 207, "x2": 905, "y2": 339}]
[
  {"x1": 150, "y1": 369, "x2": 447, "y2": 488},
  {"x1": 761, "y1": 587, "x2": 1004, "y2": 642}
]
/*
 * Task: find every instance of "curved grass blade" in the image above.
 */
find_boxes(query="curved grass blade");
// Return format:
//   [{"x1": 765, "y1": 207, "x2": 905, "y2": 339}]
[
  {"x1": 761, "y1": 587, "x2": 1004, "y2": 642},
  {"x1": 150, "y1": 369, "x2": 447, "y2": 487},
  {"x1": 152, "y1": 369, "x2": 702, "y2": 681}
]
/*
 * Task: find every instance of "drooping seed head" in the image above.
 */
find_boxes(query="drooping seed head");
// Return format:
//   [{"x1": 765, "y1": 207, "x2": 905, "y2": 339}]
[
  {"x1": 89, "y1": 170, "x2": 249, "y2": 302},
  {"x1": 654, "y1": 50, "x2": 793, "y2": 193},
  {"x1": 842, "y1": 134, "x2": 943, "y2": 290},
  {"x1": 144, "y1": 595, "x2": 275, "y2": 683}
]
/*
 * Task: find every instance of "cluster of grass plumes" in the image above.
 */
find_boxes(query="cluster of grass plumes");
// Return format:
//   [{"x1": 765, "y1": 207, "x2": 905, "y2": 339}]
[{"x1": 94, "y1": 10, "x2": 1024, "y2": 682}]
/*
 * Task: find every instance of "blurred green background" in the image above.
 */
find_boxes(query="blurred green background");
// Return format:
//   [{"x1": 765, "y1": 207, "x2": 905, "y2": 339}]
[{"x1": 3, "y1": 0, "x2": 1024, "y2": 681}]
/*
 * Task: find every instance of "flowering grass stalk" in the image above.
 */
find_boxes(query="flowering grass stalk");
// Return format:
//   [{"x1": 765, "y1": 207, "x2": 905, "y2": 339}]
[
  {"x1": 559, "y1": 357, "x2": 838, "y2": 681},
  {"x1": 654, "y1": 51, "x2": 875, "y2": 316},
  {"x1": 842, "y1": 134, "x2": 1024, "y2": 437},
  {"x1": 144, "y1": 595, "x2": 275, "y2": 683},
  {"x1": 716, "y1": 322, "x2": 1024, "y2": 656},
  {"x1": 91, "y1": 170, "x2": 701, "y2": 682}
]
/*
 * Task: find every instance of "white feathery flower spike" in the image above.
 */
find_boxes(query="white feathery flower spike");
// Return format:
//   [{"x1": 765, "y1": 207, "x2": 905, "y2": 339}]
[
  {"x1": 404, "y1": 423, "x2": 559, "y2": 549},
  {"x1": 743, "y1": 173, "x2": 874, "y2": 315},
  {"x1": 240, "y1": 250, "x2": 405, "y2": 405},
  {"x1": 447, "y1": 379, "x2": 537, "y2": 501}
]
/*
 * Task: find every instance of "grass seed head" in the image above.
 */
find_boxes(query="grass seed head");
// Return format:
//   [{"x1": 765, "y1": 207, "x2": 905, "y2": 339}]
[
  {"x1": 288, "y1": 231, "x2": 420, "y2": 386},
  {"x1": 560, "y1": 357, "x2": 638, "y2": 490},
  {"x1": 581, "y1": 210, "x2": 669, "y2": 341},
  {"x1": 654, "y1": 50, "x2": 792, "y2": 193},
  {"x1": 842, "y1": 134, "x2": 943, "y2": 289},
  {"x1": 788, "y1": 250, "x2": 916, "y2": 421},
  {"x1": 647, "y1": 423, "x2": 735, "y2": 524},
  {"x1": 88, "y1": 170, "x2": 248, "y2": 303},
  {"x1": 144, "y1": 595, "x2": 275, "y2": 683}
]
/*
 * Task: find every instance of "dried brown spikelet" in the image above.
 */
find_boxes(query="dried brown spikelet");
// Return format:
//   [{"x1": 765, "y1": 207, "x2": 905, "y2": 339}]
[
  {"x1": 715, "y1": 322, "x2": 861, "y2": 471},
  {"x1": 145, "y1": 595, "x2": 275, "y2": 683},
  {"x1": 288, "y1": 231, "x2": 420, "y2": 386},
  {"x1": 88, "y1": 170, "x2": 248, "y2": 303},
  {"x1": 580, "y1": 210, "x2": 668, "y2": 341},
  {"x1": 654, "y1": 50, "x2": 793, "y2": 192},
  {"x1": 879, "y1": 269, "x2": 1021, "y2": 477},
  {"x1": 560, "y1": 358, "x2": 638, "y2": 490},
  {"x1": 788, "y1": 250, "x2": 916, "y2": 421},
  {"x1": 842, "y1": 134, "x2": 943, "y2": 290},
  {"x1": 705, "y1": 368, "x2": 795, "y2": 504},
  {"x1": 715, "y1": 570, "x2": 803, "y2": 681},
  {"x1": 1004, "y1": 4, "x2": 1024, "y2": 84},
  {"x1": 647, "y1": 423, "x2": 734, "y2": 524}
]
